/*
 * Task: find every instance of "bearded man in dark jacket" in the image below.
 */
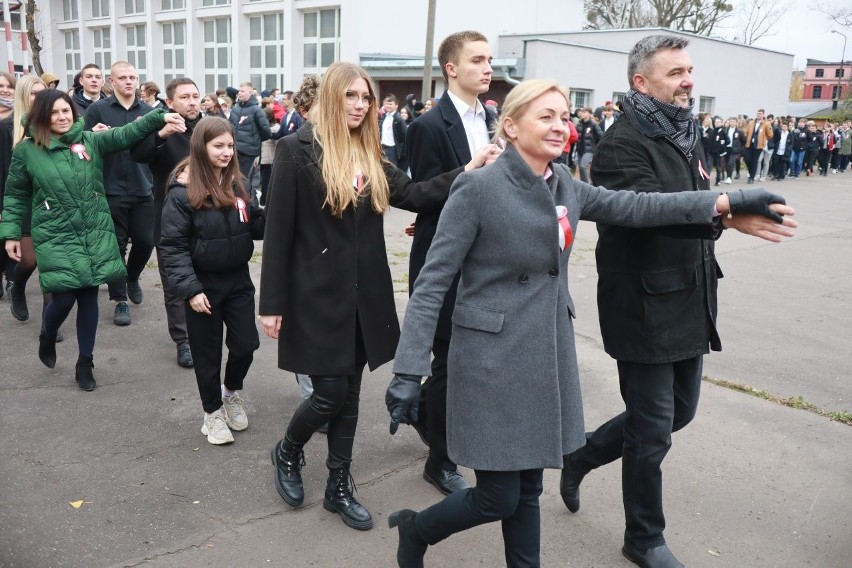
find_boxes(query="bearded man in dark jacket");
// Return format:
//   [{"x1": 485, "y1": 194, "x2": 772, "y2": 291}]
[
  {"x1": 131, "y1": 78, "x2": 203, "y2": 369},
  {"x1": 559, "y1": 35, "x2": 796, "y2": 568}
]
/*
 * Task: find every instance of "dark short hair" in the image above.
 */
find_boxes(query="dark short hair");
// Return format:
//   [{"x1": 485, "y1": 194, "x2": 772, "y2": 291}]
[
  {"x1": 627, "y1": 35, "x2": 689, "y2": 88},
  {"x1": 438, "y1": 30, "x2": 488, "y2": 82},
  {"x1": 80, "y1": 63, "x2": 102, "y2": 74},
  {"x1": 25, "y1": 90, "x2": 79, "y2": 148},
  {"x1": 383, "y1": 93, "x2": 398, "y2": 104},
  {"x1": 165, "y1": 77, "x2": 198, "y2": 100}
]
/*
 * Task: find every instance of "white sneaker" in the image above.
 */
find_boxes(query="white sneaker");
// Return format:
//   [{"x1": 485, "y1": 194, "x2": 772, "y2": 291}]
[
  {"x1": 759, "y1": 176, "x2": 765, "y2": 182},
  {"x1": 222, "y1": 392, "x2": 249, "y2": 431},
  {"x1": 201, "y1": 408, "x2": 234, "y2": 445},
  {"x1": 724, "y1": 177, "x2": 732, "y2": 184}
]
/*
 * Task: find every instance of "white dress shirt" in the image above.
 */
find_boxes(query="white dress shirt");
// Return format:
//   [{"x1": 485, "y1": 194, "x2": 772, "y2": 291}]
[{"x1": 446, "y1": 90, "x2": 491, "y2": 158}]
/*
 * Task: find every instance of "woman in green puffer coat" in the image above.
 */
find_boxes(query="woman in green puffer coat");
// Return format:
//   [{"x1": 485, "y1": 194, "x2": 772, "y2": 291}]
[{"x1": 0, "y1": 89, "x2": 184, "y2": 391}]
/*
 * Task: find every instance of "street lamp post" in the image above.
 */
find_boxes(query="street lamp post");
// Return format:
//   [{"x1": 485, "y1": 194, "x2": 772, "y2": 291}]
[{"x1": 830, "y1": 30, "x2": 847, "y2": 106}]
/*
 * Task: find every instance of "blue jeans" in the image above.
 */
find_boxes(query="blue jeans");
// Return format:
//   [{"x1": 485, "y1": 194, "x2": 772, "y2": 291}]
[
  {"x1": 567, "y1": 356, "x2": 703, "y2": 549},
  {"x1": 790, "y1": 149, "x2": 806, "y2": 176}
]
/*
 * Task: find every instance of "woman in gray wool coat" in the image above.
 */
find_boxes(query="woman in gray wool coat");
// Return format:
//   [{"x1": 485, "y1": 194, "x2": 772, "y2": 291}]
[{"x1": 385, "y1": 80, "x2": 797, "y2": 568}]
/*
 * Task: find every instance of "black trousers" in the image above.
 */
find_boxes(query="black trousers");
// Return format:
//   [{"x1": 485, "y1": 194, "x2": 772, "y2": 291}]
[
  {"x1": 772, "y1": 156, "x2": 789, "y2": 180},
  {"x1": 725, "y1": 152, "x2": 741, "y2": 179},
  {"x1": 422, "y1": 338, "x2": 454, "y2": 471},
  {"x1": 415, "y1": 468, "x2": 544, "y2": 567},
  {"x1": 107, "y1": 195, "x2": 154, "y2": 302},
  {"x1": 237, "y1": 152, "x2": 256, "y2": 180},
  {"x1": 567, "y1": 356, "x2": 703, "y2": 549},
  {"x1": 743, "y1": 146, "x2": 761, "y2": 180},
  {"x1": 259, "y1": 163, "x2": 272, "y2": 206},
  {"x1": 286, "y1": 365, "x2": 365, "y2": 470},
  {"x1": 805, "y1": 149, "x2": 819, "y2": 173},
  {"x1": 156, "y1": 247, "x2": 188, "y2": 349},
  {"x1": 185, "y1": 266, "x2": 259, "y2": 414},
  {"x1": 382, "y1": 144, "x2": 398, "y2": 166}
]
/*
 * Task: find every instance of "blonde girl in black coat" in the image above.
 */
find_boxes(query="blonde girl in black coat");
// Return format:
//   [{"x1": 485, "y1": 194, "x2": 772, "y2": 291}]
[{"x1": 259, "y1": 62, "x2": 496, "y2": 531}]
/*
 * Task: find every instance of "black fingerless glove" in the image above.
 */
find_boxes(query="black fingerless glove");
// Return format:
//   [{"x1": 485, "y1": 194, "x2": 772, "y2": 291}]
[{"x1": 727, "y1": 188, "x2": 785, "y2": 223}]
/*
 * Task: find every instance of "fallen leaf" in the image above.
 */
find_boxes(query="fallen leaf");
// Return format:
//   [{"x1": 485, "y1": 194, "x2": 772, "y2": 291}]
[
  {"x1": 69, "y1": 500, "x2": 92, "y2": 508},
  {"x1": 192, "y1": 500, "x2": 200, "y2": 504},
  {"x1": 708, "y1": 549, "x2": 720, "y2": 557},
  {"x1": 192, "y1": 447, "x2": 199, "y2": 451}
]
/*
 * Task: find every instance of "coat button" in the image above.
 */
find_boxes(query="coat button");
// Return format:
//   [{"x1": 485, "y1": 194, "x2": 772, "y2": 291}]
[
  {"x1": 355, "y1": 283, "x2": 359, "y2": 289},
  {"x1": 519, "y1": 274, "x2": 529, "y2": 284},
  {"x1": 685, "y1": 214, "x2": 693, "y2": 222},
  {"x1": 549, "y1": 268, "x2": 558, "y2": 277}
]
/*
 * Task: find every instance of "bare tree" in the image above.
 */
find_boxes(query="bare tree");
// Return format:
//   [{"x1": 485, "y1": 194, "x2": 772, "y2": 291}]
[
  {"x1": 733, "y1": 0, "x2": 792, "y2": 46},
  {"x1": 584, "y1": 0, "x2": 733, "y2": 36},
  {"x1": 816, "y1": 2, "x2": 852, "y2": 28},
  {"x1": 25, "y1": 0, "x2": 44, "y2": 76},
  {"x1": 788, "y1": 70, "x2": 804, "y2": 101}
]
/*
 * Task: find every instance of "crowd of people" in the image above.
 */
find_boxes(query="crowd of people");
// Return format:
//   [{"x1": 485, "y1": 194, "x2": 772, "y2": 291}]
[{"x1": 0, "y1": 31, "x2": 803, "y2": 568}]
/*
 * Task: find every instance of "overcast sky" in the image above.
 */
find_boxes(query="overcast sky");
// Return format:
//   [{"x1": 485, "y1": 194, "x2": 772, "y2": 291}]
[{"x1": 732, "y1": 4, "x2": 848, "y2": 69}]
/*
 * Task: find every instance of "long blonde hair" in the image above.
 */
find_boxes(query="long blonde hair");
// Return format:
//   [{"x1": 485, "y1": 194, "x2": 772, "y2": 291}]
[
  {"x1": 13, "y1": 75, "x2": 46, "y2": 147},
  {"x1": 311, "y1": 62, "x2": 389, "y2": 217}
]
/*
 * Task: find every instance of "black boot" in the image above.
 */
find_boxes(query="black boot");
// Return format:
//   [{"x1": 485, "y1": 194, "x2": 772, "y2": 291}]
[
  {"x1": 388, "y1": 509, "x2": 427, "y2": 568},
  {"x1": 270, "y1": 439, "x2": 305, "y2": 507},
  {"x1": 559, "y1": 456, "x2": 586, "y2": 513},
  {"x1": 9, "y1": 282, "x2": 28, "y2": 321},
  {"x1": 323, "y1": 466, "x2": 373, "y2": 530},
  {"x1": 38, "y1": 333, "x2": 57, "y2": 369},
  {"x1": 75, "y1": 355, "x2": 96, "y2": 391}
]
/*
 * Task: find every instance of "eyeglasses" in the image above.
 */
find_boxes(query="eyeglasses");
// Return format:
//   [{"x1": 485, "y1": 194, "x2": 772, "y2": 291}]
[{"x1": 345, "y1": 91, "x2": 374, "y2": 106}]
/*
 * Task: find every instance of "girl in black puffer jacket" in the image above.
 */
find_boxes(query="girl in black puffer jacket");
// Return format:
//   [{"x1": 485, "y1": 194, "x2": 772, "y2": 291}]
[{"x1": 159, "y1": 117, "x2": 265, "y2": 446}]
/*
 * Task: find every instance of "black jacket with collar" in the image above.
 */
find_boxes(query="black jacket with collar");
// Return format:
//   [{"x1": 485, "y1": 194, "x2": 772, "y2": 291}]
[
  {"x1": 229, "y1": 96, "x2": 271, "y2": 157},
  {"x1": 159, "y1": 176, "x2": 265, "y2": 300},
  {"x1": 84, "y1": 94, "x2": 154, "y2": 198},
  {"x1": 405, "y1": 91, "x2": 497, "y2": 340},
  {"x1": 590, "y1": 97, "x2": 721, "y2": 364},
  {"x1": 379, "y1": 111, "x2": 407, "y2": 155},
  {"x1": 258, "y1": 123, "x2": 464, "y2": 374},
  {"x1": 707, "y1": 126, "x2": 729, "y2": 156},
  {"x1": 130, "y1": 114, "x2": 203, "y2": 244}
]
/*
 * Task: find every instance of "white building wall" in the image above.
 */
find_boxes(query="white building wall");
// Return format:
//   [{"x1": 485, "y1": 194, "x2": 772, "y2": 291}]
[
  {"x1": 12, "y1": 0, "x2": 581, "y2": 94},
  {"x1": 503, "y1": 29, "x2": 794, "y2": 118}
]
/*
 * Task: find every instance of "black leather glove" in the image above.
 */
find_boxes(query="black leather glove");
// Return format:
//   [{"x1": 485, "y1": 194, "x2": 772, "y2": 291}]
[
  {"x1": 385, "y1": 373, "x2": 422, "y2": 435},
  {"x1": 727, "y1": 188, "x2": 785, "y2": 223}
]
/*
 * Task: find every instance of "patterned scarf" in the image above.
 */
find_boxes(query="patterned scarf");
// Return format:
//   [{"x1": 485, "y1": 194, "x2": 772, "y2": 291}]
[{"x1": 623, "y1": 89, "x2": 697, "y2": 157}]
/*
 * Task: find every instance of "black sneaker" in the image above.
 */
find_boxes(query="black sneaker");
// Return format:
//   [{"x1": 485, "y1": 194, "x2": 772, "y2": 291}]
[
  {"x1": 177, "y1": 345, "x2": 194, "y2": 368},
  {"x1": 113, "y1": 302, "x2": 131, "y2": 326},
  {"x1": 127, "y1": 280, "x2": 144, "y2": 305}
]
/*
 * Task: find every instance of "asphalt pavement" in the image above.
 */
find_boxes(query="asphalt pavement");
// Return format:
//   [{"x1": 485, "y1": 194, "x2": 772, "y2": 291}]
[{"x1": 1, "y1": 171, "x2": 850, "y2": 567}]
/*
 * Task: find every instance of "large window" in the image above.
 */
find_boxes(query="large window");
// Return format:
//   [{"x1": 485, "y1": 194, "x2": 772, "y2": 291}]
[
  {"x1": 203, "y1": 0, "x2": 230, "y2": 5},
  {"x1": 250, "y1": 13, "x2": 285, "y2": 91},
  {"x1": 835, "y1": 68, "x2": 846, "y2": 78},
  {"x1": 93, "y1": 28, "x2": 112, "y2": 71},
  {"x1": 125, "y1": 0, "x2": 145, "y2": 14},
  {"x1": 611, "y1": 92, "x2": 626, "y2": 105},
  {"x1": 161, "y1": 0, "x2": 185, "y2": 8},
  {"x1": 204, "y1": 18, "x2": 232, "y2": 94},
  {"x1": 63, "y1": 0, "x2": 79, "y2": 21},
  {"x1": 125, "y1": 24, "x2": 148, "y2": 81},
  {"x1": 92, "y1": 0, "x2": 110, "y2": 18},
  {"x1": 162, "y1": 21, "x2": 186, "y2": 84},
  {"x1": 568, "y1": 89, "x2": 591, "y2": 111},
  {"x1": 815, "y1": 68, "x2": 825, "y2": 78},
  {"x1": 64, "y1": 30, "x2": 81, "y2": 87},
  {"x1": 699, "y1": 96, "x2": 715, "y2": 114},
  {"x1": 813, "y1": 85, "x2": 823, "y2": 98},
  {"x1": 832, "y1": 85, "x2": 842, "y2": 99},
  {"x1": 303, "y1": 8, "x2": 340, "y2": 73}
]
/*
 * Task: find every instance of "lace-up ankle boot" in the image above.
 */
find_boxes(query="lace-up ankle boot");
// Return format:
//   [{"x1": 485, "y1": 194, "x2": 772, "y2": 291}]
[
  {"x1": 271, "y1": 439, "x2": 305, "y2": 507},
  {"x1": 323, "y1": 465, "x2": 373, "y2": 530}
]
